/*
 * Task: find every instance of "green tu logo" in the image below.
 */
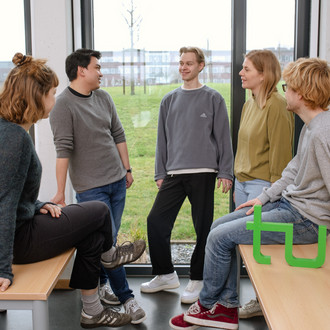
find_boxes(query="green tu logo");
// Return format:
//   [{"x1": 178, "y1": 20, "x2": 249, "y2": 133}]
[{"x1": 246, "y1": 205, "x2": 327, "y2": 268}]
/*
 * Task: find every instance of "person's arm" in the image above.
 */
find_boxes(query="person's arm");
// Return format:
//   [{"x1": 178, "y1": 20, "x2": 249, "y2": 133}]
[
  {"x1": 213, "y1": 95, "x2": 234, "y2": 183},
  {"x1": 154, "y1": 99, "x2": 169, "y2": 182},
  {"x1": 0, "y1": 131, "x2": 31, "y2": 289},
  {"x1": 51, "y1": 158, "x2": 69, "y2": 206},
  {"x1": 116, "y1": 142, "x2": 134, "y2": 188}
]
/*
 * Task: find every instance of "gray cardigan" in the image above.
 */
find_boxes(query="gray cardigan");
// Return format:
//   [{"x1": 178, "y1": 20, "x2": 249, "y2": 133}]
[
  {"x1": 258, "y1": 110, "x2": 330, "y2": 228},
  {"x1": 155, "y1": 85, "x2": 233, "y2": 181},
  {"x1": 50, "y1": 88, "x2": 126, "y2": 193},
  {"x1": 0, "y1": 118, "x2": 45, "y2": 282}
]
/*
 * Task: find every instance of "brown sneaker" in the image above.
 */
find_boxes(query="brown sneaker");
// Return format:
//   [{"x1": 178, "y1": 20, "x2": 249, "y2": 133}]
[
  {"x1": 81, "y1": 307, "x2": 131, "y2": 328},
  {"x1": 101, "y1": 240, "x2": 146, "y2": 270}
]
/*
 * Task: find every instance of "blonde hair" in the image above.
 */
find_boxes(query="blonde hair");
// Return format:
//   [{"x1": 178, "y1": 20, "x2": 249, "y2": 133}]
[
  {"x1": 180, "y1": 46, "x2": 205, "y2": 65},
  {"x1": 282, "y1": 57, "x2": 330, "y2": 110},
  {"x1": 0, "y1": 53, "x2": 59, "y2": 124},
  {"x1": 245, "y1": 50, "x2": 281, "y2": 109}
]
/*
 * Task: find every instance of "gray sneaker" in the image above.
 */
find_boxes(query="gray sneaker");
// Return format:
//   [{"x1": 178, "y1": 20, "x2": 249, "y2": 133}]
[
  {"x1": 99, "y1": 283, "x2": 120, "y2": 306},
  {"x1": 101, "y1": 240, "x2": 146, "y2": 270},
  {"x1": 80, "y1": 307, "x2": 131, "y2": 328},
  {"x1": 239, "y1": 299, "x2": 263, "y2": 318},
  {"x1": 124, "y1": 298, "x2": 147, "y2": 324}
]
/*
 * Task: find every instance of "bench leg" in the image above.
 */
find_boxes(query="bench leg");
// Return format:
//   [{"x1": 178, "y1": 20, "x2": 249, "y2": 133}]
[{"x1": 32, "y1": 300, "x2": 49, "y2": 330}]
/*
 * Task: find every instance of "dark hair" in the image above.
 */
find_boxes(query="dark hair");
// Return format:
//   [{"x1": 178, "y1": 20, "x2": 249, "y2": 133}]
[
  {"x1": 0, "y1": 53, "x2": 58, "y2": 124},
  {"x1": 65, "y1": 49, "x2": 101, "y2": 81}
]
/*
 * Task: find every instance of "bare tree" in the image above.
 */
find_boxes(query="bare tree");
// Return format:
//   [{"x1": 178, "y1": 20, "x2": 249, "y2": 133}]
[{"x1": 122, "y1": 0, "x2": 142, "y2": 95}]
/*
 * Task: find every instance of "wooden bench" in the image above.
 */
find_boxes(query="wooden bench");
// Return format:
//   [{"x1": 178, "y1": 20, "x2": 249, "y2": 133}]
[
  {"x1": 0, "y1": 248, "x2": 75, "y2": 330},
  {"x1": 239, "y1": 240, "x2": 330, "y2": 329}
]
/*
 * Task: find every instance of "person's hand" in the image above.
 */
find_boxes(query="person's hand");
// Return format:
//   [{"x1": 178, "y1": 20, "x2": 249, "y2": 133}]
[
  {"x1": 217, "y1": 178, "x2": 233, "y2": 193},
  {"x1": 51, "y1": 192, "x2": 66, "y2": 207},
  {"x1": 156, "y1": 179, "x2": 164, "y2": 189},
  {"x1": 0, "y1": 277, "x2": 11, "y2": 292},
  {"x1": 39, "y1": 203, "x2": 62, "y2": 218},
  {"x1": 235, "y1": 198, "x2": 262, "y2": 215},
  {"x1": 126, "y1": 172, "x2": 134, "y2": 188}
]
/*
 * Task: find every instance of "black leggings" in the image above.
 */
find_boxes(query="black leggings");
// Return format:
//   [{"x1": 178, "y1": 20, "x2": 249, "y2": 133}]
[{"x1": 13, "y1": 201, "x2": 112, "y2": 290}]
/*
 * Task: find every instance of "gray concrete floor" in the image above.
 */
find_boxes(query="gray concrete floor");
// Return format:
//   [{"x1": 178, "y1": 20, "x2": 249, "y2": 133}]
[{"x1": 0, "y1": 276, "x2": 268, "y2": 330}]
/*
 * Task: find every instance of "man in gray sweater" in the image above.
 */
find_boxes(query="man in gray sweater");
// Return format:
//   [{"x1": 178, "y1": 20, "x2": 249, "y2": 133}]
[
  {"x1": 169, "y1": 57, "x2": 330, "y2": 330},
  {"x1": 141, "y1": 47, "x2": 234, "y2": 303},
  {"x1": 50, "y1": 49, "x2": 146, "y2": 324}
]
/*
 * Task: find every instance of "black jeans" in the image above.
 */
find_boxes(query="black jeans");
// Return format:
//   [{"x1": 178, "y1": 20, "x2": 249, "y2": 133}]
[
  {"x1": 147, "y1": 173, "x2": 216, "y2": 280},
  {"x1": 13, "y1": 201, "x2": 112, "y2": 290}
]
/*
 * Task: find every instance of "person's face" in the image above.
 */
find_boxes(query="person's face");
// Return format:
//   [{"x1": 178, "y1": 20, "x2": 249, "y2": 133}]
[
  {"x1": 239, "y1": 58, "x2": 264, "y2": 95},
  {"x1": 284, "y1": 84, "x2": 300, "y2": 113},
  {"x1": 81, "y1": 56, "x2": 103, "y2": 91},
  {"x1": 42, "y1": 87, "x2": 57, "y2": 118},
  {"x1": 179, "y1": 52, "x2": 204, "y2": 82}
]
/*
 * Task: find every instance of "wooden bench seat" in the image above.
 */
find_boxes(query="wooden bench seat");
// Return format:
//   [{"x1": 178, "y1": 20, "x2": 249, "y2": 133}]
[
  {"x1": 0, "y1": 248, "x2": 75, "y2": 330},
  {"x1": 239, "y1": 240, "x2": 330, "y2": 330}
]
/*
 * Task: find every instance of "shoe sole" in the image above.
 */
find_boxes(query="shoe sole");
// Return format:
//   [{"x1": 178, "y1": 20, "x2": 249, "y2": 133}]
[
  {"x1": 184, "y1": 315, "x2": 238, "y2": 329},
  {"x1": 140, "y1": 281, "x2": 180, "y2": 293},
  {"x1": 100, "y1": 298, "x2": 121, "y2": 306},
  {"x1": 181, "y1": 295, "x2": 199, "y2": 304},
  {"x1": 169, "y1": 318, "x2": 200, "y2": 330},
  {"x1": 101, "y1": 242, "x2": 146, "y2": 270},
  {"x1": 239, "y1": 311, "x2": 263, "y2": 319},
  {"x1": 131, "y1": 314, "x2": 147, "y2": 324}
]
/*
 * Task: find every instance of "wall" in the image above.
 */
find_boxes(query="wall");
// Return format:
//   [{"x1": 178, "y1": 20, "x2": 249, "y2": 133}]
[
  {"x1": 31, "y1": 0, "x2": 75, "y2": 204},
  {"x1": 319, "y1": 0, "x2": 330, "y2": 61}
]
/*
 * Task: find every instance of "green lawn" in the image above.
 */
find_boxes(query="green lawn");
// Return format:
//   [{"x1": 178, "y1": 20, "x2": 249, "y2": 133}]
[{"x1": 104, "y1": 83, "x2": 231, "y2": 242}]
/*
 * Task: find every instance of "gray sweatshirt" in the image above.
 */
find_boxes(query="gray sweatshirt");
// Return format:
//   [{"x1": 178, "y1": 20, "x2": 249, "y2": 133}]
[
  {"x1": 258, "y1": 110, "x2": 330, "y2": 228},
  {"x1": 50, "y1": 88, "x2": 126, "y2": 193},
  {"x1": 155, "y1": 85, "x2": 233, "y2": 181}
]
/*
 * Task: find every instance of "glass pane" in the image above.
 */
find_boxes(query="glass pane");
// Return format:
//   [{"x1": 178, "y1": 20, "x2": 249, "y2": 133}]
[
  {"x1": 247, "y1": 0, "x2": 295, "y2": 93},
  {"x1": 0, "y1": 0, "x2": 26, "y2": 86},
  {"x1": 94, "y1": 0, "x2": 231, "y2": 262}
]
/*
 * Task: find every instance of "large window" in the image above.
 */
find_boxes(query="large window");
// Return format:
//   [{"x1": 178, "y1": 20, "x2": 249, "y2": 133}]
[
  {"x1": 94, "y1": 0, "x2": 232, "y2": 250},
  {"x1": 247, "y1": 0, "x2": 295, "y2": 74},
  {"x1": 93, "y1": 0, "x2": 297, "y2": 266},
  {"x1": 0, "y1": 0, "x2": 26, "y2": 86}
]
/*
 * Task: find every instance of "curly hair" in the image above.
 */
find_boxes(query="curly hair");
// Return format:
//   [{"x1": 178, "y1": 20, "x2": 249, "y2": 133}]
[
  {"x1": 0, "y1": 53, "x2": 59, "y2": 124},
  {"x1": 282, "y1": 57, "x2": 330, "y2": 110}
]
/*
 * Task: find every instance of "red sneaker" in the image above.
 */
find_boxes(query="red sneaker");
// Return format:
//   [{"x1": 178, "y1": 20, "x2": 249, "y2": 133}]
[
  {"x1": 169, "y1": 300, "x2": 208, "y2": 330},
  {"x1": 184, "y1": 302, "x2": 238, "y2": 329}
]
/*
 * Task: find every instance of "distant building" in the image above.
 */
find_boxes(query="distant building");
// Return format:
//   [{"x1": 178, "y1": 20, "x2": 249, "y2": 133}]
[{"x1": 0, "y1": 47, "x2": 294, "y2": 88}]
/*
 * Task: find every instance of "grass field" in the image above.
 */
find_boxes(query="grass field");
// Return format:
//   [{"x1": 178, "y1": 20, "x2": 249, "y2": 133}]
[{"x1": 104, "y1": 83, "x2": 232, "y2": 242}]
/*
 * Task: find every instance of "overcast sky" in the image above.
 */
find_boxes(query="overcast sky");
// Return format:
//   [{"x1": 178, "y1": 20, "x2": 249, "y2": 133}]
[
  {"x1": 94, "y1": 0, "x2": 295, "y2": 52},
  {"x1": 0, "y1": 0, "x2": 295, "y2": 61}
]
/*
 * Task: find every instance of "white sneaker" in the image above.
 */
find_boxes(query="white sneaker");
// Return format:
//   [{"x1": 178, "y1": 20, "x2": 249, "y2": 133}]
[
  {"x1": 239, "y1": 299, "x2": 263, "y2": 318},
  {"x1": 140, "y1": 271, "x2": 180, "y2": 293},
  {"x1": 181, "y1": 280, "x2": 203, "y2": 304}
]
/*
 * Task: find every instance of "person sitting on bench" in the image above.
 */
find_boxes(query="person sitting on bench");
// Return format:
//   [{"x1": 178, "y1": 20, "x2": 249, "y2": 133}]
[
  {"x1": 0, "y1": 53, "x2": 138, "y2": 328},
  {"x1": 169, "y1": 57, "x2": 330, "y2": 330}
]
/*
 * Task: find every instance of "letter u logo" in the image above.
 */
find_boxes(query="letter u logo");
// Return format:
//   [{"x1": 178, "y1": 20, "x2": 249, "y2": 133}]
[{"x1": 246, "y1": 205, "x2": 327, "y2": 268}]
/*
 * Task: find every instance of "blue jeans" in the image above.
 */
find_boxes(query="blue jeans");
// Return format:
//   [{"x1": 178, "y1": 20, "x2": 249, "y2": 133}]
[
  {"x1": 76, "y1": 177, "x2": 133, "y2": 303},
  {"x1": 234, "y1": 178, "x2": 271, "y2": 208},
  {"x1": 199, "y1": 198, "x2": 320, "y2": 309}
]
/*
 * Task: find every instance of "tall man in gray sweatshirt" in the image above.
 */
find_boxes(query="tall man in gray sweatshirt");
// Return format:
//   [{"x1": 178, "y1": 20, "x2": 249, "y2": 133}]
[
  {"x1": 49, "y1": 49, "x2": 146, "y2": 324},
  {"x1": 169, "y1": 57, "x2": 330, "y2": 330},
  {"x1": 141, "y1": 47, "x2": 234, "y2": 304}
]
